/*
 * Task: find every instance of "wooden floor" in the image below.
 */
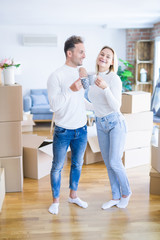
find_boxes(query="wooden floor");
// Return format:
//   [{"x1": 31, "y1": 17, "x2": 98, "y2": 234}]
[{"x1": 0, "y1": 125, "x2": 160, "y2": 240}]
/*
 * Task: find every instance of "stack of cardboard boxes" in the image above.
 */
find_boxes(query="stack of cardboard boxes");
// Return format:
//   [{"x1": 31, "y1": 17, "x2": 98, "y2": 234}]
[
  {"x1": 121, "y1": 91, "x2": 153, "y2": 168},
  {"x1": 150, "y1": 128, "x2": 160, "y2": 195},
  {"x1": 22, "y1": 134, "x2": 53, "y2": 179},
  {"x1": 84, "y1": 91, "x2": 153, "y2": 166},
  {"x1": 0, "y1": 84, "x2": 23, "y2": 193}
]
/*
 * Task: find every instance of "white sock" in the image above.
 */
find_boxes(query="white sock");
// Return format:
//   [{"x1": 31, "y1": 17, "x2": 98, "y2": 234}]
[
  {"x1": 68, "y1": 197, "x2": 88, "y2": 209},
  {"x1": 117, "y1": 193, "x2": 132, "y2": 208},
  {"x1": 101, "y1": 200, "x2": 120, "y2": 210},
  {"x1": 48, "y1": 203, "x2": 59, "y2": 215}
]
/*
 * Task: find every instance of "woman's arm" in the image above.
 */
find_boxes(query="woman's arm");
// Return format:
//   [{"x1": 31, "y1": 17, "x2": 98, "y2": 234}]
[{"x1": 103, "y1": 78, "x2": 122, "y2": 111}]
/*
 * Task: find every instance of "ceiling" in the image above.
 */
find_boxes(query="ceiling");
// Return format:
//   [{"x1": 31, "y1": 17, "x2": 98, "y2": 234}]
[{"x1": 1, "y1": 0, "x2": 160, "y2": 28}]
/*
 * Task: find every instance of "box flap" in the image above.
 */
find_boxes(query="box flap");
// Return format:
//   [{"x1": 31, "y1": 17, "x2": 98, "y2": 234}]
[
  {"x1": 22, "y1": 134, "x2": 47, "y2": 149},
  {"x1": 39, "y1": 141, "x2": 53, "y2": 156},
  {"x1": 39, "y1": 139, "x2": 52, "y2": 148},
  {"x1": 39, "y1": 140, "x2": 70, "y2": 156}
]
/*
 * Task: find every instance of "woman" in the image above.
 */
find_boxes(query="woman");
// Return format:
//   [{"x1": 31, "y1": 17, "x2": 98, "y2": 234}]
[{"x1": 80, "y1": 46, "x2": 132, "y2": 209}]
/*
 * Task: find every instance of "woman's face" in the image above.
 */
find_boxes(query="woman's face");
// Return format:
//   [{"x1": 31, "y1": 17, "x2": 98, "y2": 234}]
[{"x1": 97, "y1": 48, "x2": 114, "y2": 71}]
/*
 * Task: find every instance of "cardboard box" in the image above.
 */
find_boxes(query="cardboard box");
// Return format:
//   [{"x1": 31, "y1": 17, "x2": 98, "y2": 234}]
[
  {"x1": 21, "y1": 119, "x2": 35, "y2": 132},
  {"x1": 84, "y1": 125, "x2": 103, "y2": 164},
  {"x1": 122, "y1": 147, "x2": 151, "y2": 169},
  {"x1": 0, "y1": 84, "x2": 23, "y2": 122},
  {"x1": 0, "y1": 168, "x2": 5, "y2": 212},
  {"x1": 0, "y1": 156, "x2": 23, "y2": 192},
  {"x1": 84, "y1": 136, "x2": 103, "y2": 164},
  {"x1": 151, "y1": 145, "x2": 160, "y2": 173},
  {"x1": 121, "y1": 91, "x2": 151, "y2": 114},
  {"x1": 67, "y1": 125, "x2": 102, "y2": 165},
  {"x1": 123, "y1": 111, "x2": 153, "y2": 132},
  {"x1": 0, "y1": 121, "x2": 22, "y2": 158},
  {"x1": 22, "y1": 134, "x2": 53, "y2": 179},
  {"x1": 67, "y1": 139, "x2": 102, "y2": 165},
  {"x1": 150, "y1": 168, "x2": 160, "y2": 195},
  {"x1": 125, "y1": 130, "x2": 152, "y2": 150}
]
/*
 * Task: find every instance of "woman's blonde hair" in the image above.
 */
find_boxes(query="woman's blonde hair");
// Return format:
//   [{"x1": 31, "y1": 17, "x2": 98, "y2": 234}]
[{"x1": 96, "y1": 46, "x2": 118, "y2": 74}]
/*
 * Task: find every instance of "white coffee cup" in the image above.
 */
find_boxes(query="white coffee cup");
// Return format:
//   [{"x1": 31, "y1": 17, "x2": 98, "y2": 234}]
[{"x1": 88, "y1": 73, "x2": 97, "y2": 85}]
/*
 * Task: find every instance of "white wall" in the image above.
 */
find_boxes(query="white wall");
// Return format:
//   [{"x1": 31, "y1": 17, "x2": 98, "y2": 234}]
[{"x1": 0, "y1": 25, "x2": 126, "y2": 95}]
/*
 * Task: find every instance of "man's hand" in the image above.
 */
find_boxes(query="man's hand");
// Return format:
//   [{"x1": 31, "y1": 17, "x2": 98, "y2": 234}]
[
  {"x1": 70, "y1": 79, "x2": 83, "y2": 92},
  {"x1": 79, "y1": 67, "x2": 88, "y2": 78},
  {"x1": 95, "y1": 76, "x2": 108, "y2": 89}
]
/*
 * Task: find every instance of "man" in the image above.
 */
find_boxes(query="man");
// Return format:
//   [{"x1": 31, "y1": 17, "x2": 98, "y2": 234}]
[{"x1": 47, "y1": 35, "x2": 88, "y2": 215}]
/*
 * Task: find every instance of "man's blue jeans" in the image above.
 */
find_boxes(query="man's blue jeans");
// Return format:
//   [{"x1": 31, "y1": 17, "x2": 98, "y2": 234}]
[
  {"x1": 96, "y1": 112, "x2": 131, "y2": 199},
  {"x1": 51, "y1": 125, "x2": 87, "y2": 199}
]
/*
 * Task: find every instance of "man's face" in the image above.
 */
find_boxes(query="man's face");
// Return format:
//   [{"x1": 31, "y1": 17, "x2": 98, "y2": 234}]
[{"x1": 68, "y1": 43, "x2": 86, "y2": 67}]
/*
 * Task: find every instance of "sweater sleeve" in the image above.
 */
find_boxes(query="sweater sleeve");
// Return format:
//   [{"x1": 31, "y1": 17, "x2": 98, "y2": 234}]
[
  {"x1": 103, "y1": 75, "x2": 122, "y2": 111},
  {"x1": 47, "y1": 73, "x2": 72, "y2": 112}
]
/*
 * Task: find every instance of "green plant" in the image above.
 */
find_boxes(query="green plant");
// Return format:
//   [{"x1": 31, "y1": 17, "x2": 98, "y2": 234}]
[{"x1": 117, "y1": 58, "x2": 134, "y2": 91}]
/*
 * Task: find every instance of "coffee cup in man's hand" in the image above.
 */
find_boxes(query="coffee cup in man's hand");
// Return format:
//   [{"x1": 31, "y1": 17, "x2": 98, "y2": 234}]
[{"x1": 81, "y1": 77, "x2": 89, "y2": 89}]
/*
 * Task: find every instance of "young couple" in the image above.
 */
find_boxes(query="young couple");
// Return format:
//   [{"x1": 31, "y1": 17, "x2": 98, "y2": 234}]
[{"x1": 47, "y1": 35, "x2": 132, "y2": 215}]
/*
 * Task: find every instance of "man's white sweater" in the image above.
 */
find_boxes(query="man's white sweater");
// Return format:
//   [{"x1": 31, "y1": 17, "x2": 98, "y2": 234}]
[{"x1": 47, "y1": 64, "x2": 87, "y2": 129}]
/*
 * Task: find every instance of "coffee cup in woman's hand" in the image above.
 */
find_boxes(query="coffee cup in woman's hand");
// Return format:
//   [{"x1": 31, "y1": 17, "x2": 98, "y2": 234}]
[{"x1": 88, "y1": 74, "x2": 97, "y2": 85}]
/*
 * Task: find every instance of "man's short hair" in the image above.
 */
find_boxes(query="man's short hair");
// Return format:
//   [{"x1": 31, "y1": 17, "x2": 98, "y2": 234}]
[{"x1": 64, "y1": 35, "x2": 83, "y2": 57}]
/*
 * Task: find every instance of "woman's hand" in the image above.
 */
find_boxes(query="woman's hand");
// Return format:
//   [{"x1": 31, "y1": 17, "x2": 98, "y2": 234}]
[
  {"x1": 95, "y1": 76, "x2": 108, "y2": 89},
  {"x1": 79, "y1": 67, "x2": 88, "y2": 78}
]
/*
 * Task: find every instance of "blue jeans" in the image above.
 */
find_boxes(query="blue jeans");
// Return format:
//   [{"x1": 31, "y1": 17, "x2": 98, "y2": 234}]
[
  {"x1": 51, "y1": 125, "x2": 87, "y2": 199},
  {"x1": 96, "y1": 112, "x2": 131, "y2": 199}
]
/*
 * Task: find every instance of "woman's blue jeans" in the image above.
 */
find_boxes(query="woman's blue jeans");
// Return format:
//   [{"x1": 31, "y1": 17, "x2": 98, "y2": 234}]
[
  {"x1": 51, "y1": 125, "x2": 87, "y2": 199},
  {"x1": 96, "y1": 112, "x2": 131, "y2": 199}
]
